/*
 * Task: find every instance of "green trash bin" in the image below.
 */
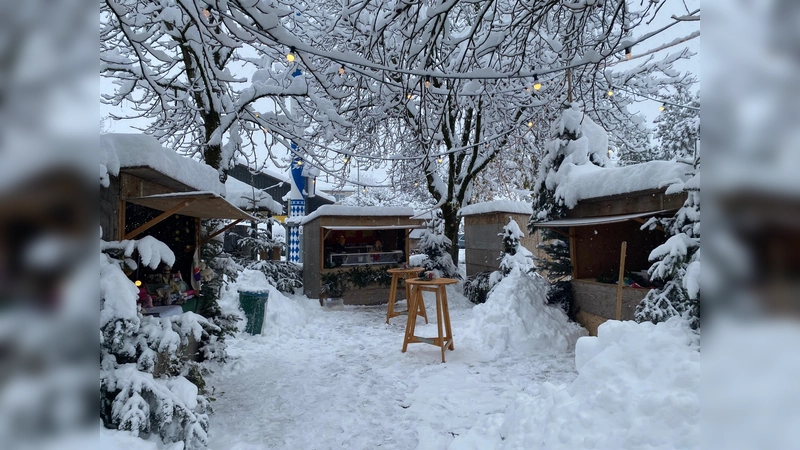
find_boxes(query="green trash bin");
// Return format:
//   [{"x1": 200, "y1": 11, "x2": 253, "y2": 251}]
[{"x1": 238, "y1": 290, "x2": 269, "y2": 335}]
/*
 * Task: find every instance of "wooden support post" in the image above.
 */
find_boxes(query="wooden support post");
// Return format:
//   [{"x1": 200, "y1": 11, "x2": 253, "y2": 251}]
[
  {"x1": 197, "y1": 219, "x2": 242, "y2": 248},
  {"x1": 616, "y1": 241, "x2": 627, "y2": 320},
  {"x1": 569, "y1": 227, "x2": 578, "y2": 279},
  {"x1": 124, "y1": 199, "x2": 195, "y2": 240}
]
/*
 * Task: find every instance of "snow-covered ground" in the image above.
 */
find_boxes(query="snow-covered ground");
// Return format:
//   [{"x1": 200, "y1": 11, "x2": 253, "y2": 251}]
[
  {"x1": 206, "y1": 273, "x2": 577, "y2": 449},
  {"x1": 202, "y1": 270, "x2": 699, "y2": 450}
]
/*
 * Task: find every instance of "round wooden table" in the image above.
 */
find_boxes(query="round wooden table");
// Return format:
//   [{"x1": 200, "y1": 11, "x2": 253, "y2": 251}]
[
  {"x1": 385, "y1": 267, "x2": 427, "y2": 324},
  {"x1": 402, "y1": 277, "x2": 458, "y2": 362}
]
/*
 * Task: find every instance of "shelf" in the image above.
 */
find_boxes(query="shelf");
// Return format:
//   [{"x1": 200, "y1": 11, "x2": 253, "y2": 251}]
[{"x1": 329, "y1": 250, "x2": 404, "y2": 266}]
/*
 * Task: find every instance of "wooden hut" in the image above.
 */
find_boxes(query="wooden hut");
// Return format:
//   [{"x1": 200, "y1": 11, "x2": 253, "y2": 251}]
[
  {"x1": 300, "y1": 206, "x2": 423, "y2": 305},
  {"x1": 461, "y1": 201, "x2": 546, "y2": 277},
  {"x1": 531, "y1": 161, "x2": 690, "y2": 335},
  {"x1": 100, "y1": 134, "x2": 280, "y2": 311}
]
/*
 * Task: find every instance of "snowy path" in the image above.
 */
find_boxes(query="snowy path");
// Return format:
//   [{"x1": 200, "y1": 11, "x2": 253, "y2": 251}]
[{"x1": 206, "y1": 288, "x2": 577, "y2": 450}]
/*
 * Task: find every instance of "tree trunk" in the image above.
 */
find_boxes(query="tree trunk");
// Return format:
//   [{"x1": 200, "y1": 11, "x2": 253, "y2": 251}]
[{"x1": 441, "y1": 202, "x2": 460, "y2": 269}]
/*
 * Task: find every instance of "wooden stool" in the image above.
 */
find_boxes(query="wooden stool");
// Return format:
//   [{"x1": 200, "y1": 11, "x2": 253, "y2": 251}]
[
  {"x1": 386, "y1": 267, "x2": 427, "y2": 324},
  {"x1": 402, "y1": 278, "x2": 457, "y2": 362}
]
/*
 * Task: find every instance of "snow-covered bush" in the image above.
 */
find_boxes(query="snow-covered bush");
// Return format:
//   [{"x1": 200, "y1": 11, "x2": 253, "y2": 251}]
[
  {"x1": 246, "y1": 260, "x2": 303, "y2": 294},
  {"x1": 417, "y1": 214, "x2": 460, "y2": 279},
  {"x1": 101, "y1": 236, "x2": 218, "y2": 449},
  {"x1": 637, "y1": 158, "x2": 700, "y2": 329},
  {"x1": 468, "y1": 258, "x2": 586, "y2": 355}
]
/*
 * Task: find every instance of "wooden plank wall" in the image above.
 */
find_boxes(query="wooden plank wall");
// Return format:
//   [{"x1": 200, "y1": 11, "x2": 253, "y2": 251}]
[
  {"x1": 572, "y1": 279, "x2": 649, "y2": 321},
  {"x1": 464, "y1": 212, "x2": 545, "y2": 276},
  {"x1": 573, "y1": 220, "x2": 665, "y2": 279}
]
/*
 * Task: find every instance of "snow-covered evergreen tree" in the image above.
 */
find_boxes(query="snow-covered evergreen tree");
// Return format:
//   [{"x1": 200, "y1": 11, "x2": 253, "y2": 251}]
[
  {"x1": 653, "y1": 89, "x2": 701, "y2": 161},
  {"x1": 101, "y1": 236, "x2": 220, "y2": 449},
  {"x1": 465, "y1": 217, "x2": 533, "y2": 304},
  {"x1": 636, "y1": 154, "x2": 700, "y2": 329},
  {"x1": 531, "y1": 104, "x2": 611, "y2": 222},
  {"x1": 534, "y1": 228, "x2": 575, "y2": 315},
  {"x1": 417, "y1": 213, "x2": 460, "y2": 279},
  {"x1": 499, "y1": 218, "x2": 535, "y2": 276}
]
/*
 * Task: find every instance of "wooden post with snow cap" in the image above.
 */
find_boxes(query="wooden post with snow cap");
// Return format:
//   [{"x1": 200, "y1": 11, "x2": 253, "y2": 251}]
[{"x1": 616, "y1": 241, "x2": 627, "y2": 320}]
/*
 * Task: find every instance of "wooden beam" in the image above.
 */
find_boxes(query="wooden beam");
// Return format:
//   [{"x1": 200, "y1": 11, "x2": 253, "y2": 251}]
[
  {"x1": 541, "y1": 226, "x2": 569, "y2": 238},
  {"x1": 118, "y1": 200, "x2": 126, "y2": 241},
  {"x1": 124, "y1": 199, "x2": 195, "y2": 240},
  {"x1": 197, "y1": 219, "x2": 243, "y2": 248},
  {"x1": 569, "y1": 227, "x2": 578, "y2": 279},
  {"x1": 616, "y1": 241, "x2": 628, "y2": 320}
]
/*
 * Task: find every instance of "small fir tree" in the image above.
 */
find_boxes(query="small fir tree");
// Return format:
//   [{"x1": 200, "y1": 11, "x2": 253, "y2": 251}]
[
  {"x1": 534, "y1": 228, "x2": 575, "y2": 315},
  {"x1": 101, "y1": 236, "x2": 219, "y2": 449},
  {"x1": 636, "y1": 154, "x2": 700, "y2": 329},
  {"x1": 417, "y1": 212, "x2": 460, "y2": 279}
]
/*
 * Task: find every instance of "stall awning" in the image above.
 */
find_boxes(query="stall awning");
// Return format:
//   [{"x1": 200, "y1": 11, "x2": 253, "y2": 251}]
[
  {"x1": 125, "y1": 191, "x2": 257, "y2": 240},
  {"x1": 127, "y1": 191, "x2": 258, "y2": 221},
  {"x1": 322, "y1": 224, "x2": 424, "y2": 231},
  {"x1": 531, "y1": 210, "x2": 670, "y2": 228}
]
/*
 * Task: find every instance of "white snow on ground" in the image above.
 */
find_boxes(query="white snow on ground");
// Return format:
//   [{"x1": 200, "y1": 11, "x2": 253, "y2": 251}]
[
  {"x1": 206, "y1": 280, "x2": 578, "y2": 449},
  {"x1": 466, "y1": 269, "x2": 587, "y2": 356},
  {"x1": 206, "y1": 272, "x2": 698, "y2": 450},
  {"x1": 452, "y1": 317, "x2": 699, "y2": 449}
]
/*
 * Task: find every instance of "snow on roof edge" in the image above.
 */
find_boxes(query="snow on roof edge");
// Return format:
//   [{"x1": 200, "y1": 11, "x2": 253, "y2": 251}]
[
  {"x1": 300, "y1": 205, "x2": 417, "y2": 225},
  {"x1": 460, "y1": 200, "x2": 533, "y2": 216}
]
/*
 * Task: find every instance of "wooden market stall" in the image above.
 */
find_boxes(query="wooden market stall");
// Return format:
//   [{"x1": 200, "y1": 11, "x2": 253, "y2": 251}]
[
  {"x1": 300, "y1": 206, "x2": 423, "y2": 305},
  {"x1": 460, "y1": 200, "x2": 546, "y2": 277},
  {"x1": 531, "y1": 161, "x2": 690, "y2": 335},
  {"x1": 100, "y1": 133, "x2": 279, "y2": 314}
]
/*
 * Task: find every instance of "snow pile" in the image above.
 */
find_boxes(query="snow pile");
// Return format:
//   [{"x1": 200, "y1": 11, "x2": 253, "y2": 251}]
[
  {"x1": 454, "y1": 317, "x2": 699, "y2": 449},
  {"x1": 460, "y1": 200, "x2": 532, "y2": 216},
  {"x1": 101, "y1": 133, "x2": 225, "y2": 195},
  {"x1": 554, "y1": 160, "x2": 691, "y2": 207},
  {"x1": 221, "y1": 269, "x2": 315, "y2": 336},
  {"x1": 224, "y1": 176, "x2": 283, "y2": 214},
  {"x1": 468, "y1": 268, "x2": 586, "y2": 356},
  {"x1": 300, "y1": 205, "x2": 416, "y2": 225}
]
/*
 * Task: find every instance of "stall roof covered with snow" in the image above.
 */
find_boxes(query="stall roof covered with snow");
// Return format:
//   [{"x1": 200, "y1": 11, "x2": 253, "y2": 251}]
[
  {"x1": 301, "y1": 206, "x2": 424, "y2": 305},
  {"x1": 461, "y1": 201, "x2": 546, "y2": 276},
  {"x1": 531, "y1": 160, "x2": 691, "y2": 335},
  {"x1": 100, "y1": 134, "x2": 267, "y2": 285}
]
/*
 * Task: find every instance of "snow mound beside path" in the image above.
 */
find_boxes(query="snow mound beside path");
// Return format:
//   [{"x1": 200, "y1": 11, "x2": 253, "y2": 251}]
[
  {"x1": 452, "y1": 317, "x2": 700, "y2": 449},
  {"x1": 467, "y1": 268, "x2": 586, "y2": 355}
]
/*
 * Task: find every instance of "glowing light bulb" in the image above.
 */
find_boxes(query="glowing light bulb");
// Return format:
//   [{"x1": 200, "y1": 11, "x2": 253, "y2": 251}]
[
  {"x1": 527, "y1": 121, "x2": 533, "y2": 128},
  {"x1": 414, "y1": 182, "x2": 418, "y2": 187},
  {"x1": 254, "y1": 113, "x2": 259, "y2": 118},
  {"x1": 625, "y1": 47, "x2": 632, "y2": 60},
  {"x1": 607, "y1": 89, "x2": 614, "y2": 97},
  {"x1": 202, "y1": 9, "x2": 210, "y2": 18},
  {"x1": 287, "y1": 48, "x2": 296, "y2": 62},
  {"x1": 437, "y1": 157, "x2": 443, "y2": 163},
  {"x1": 424, "y1": 75, "x2": 431, "y2": 89},
  {"x1": 135, "y1": 280, "x2": 142, "y2": 287},
  {"x1": 362, "y1": 187, "x2": 366, "y2": 193},
  {"x1": 659, "y1": 104, "x2": 666, "y2": 112},
  {"x1": 338, "y1": 65, "x2": 345, "y2": 75},
  {"x1": 297, "y1": 160, "x2": 303, "y2": 166},
  {"x1": 406, "y1": 94, "x2": 412, "y2": 100},
  {"x1": 525, "y1": 86, "x2": 530, "y2": 93},
  {"x1": 343, "y1": 157, "x2": 348, "y2": 163},
  {"x1": 533, "y1": 74, "x2": 542, "y2": 91}
]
